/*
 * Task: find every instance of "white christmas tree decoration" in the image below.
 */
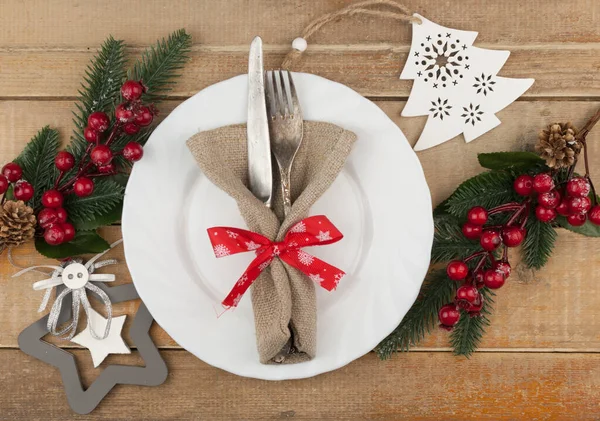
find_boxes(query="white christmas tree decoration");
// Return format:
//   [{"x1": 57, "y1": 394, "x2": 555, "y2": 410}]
[{"x1": 400, "y1": 14, "x2": 535, "y2": 151}]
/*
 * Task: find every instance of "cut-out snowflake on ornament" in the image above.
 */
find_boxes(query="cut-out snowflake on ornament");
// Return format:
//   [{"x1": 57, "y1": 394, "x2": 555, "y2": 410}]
[{"x1": 400, "y1": 14, "x2": 534, "y2": 151}]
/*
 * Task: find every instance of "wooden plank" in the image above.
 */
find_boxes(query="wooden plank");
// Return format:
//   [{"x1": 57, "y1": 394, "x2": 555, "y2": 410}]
[
  {"x1": 0, "y1": 47, "x2": 598, "y2": 98},
  {"x1": 0, "y1": 0, "x2": 598, "y2": 47},
  {"x1": 1, "y1": 100, "x2": 600, "y2": 350},
  {"x1": 2, "y1": 100, "x2": 600, "y2": 205},
  {"x1": 1, "y1": 350, "x2": 600, "y2": 420}
]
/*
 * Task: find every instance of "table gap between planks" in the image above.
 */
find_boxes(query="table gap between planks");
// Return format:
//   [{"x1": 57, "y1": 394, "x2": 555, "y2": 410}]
[{"x1": 0, "y1": 1, "x2": 599, "y2": 420}]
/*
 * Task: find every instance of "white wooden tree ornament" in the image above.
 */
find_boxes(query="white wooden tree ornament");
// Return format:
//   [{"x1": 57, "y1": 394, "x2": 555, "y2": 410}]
[{"x1": 401, "y1": 14, "x2": 535, "y2": 151}]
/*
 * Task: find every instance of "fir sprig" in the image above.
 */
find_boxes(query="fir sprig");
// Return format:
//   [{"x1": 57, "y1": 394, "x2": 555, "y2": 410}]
[
  {"x1": 376, "y1": 270, "x2": 456, "y2": 358},
  {"x1": 14, "y1": 126, "x2": 60, "y2": 210},
  {"x1": 67, "y1": 36, "x2": 127, "y2": 162},
  {"x1": 449, "y1": 288, "x2": 495, "y2": 357},
  {"x1": 62, "y1": 179, "x2": 124, "y2": 225},
  {"x1": 446, "y1": 171, "x2": 520, "y2": 217},
  {"x1": 128, "y1": 29, "x2": 192, "y2": 102},
  {"x1": 522, "y1": 215, "x2": 557, "y2": 269},
  {"x1": 432, "y1": 213, "x2": 482, "y2": 263}
]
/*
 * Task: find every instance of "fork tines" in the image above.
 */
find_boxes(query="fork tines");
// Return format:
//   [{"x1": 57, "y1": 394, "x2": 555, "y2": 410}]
[{"x1": 265, "y1": 69, "x2": 300, "y2": 120}]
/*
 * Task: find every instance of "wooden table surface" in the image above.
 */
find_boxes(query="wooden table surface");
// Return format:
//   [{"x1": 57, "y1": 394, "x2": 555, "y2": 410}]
[{"x1": 1, "y1": 1, "x2": 599, "y2": 419}]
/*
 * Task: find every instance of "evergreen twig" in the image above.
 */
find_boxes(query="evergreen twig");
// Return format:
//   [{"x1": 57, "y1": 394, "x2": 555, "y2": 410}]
[
  {"x1": 449, "y1": 288, "x2": 495, "y2": 357},
  {"x1": 376, "y1": 270, "x2": 456, "y2": 358}
]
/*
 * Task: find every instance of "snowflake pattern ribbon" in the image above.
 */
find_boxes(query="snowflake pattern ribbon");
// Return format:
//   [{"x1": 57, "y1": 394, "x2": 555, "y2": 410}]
[{"x1": 207, "y1": 215, "x2": 345, "y2": 308}]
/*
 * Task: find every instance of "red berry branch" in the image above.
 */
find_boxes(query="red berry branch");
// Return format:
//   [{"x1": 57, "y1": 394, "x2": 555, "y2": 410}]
[
  {"x1": 1, "y1": 80, "x2": 156, "y2": 247},
  {"x1": 438, "y1": 108, "x2": 600, "y2": 331}
]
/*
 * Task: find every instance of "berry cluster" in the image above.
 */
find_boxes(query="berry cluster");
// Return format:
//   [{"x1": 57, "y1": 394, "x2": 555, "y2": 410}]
[
  {"x1": 513, "y1": 173, "x2": 600, "y2": 226},
  {"x1": 1, "y1": 79, "x2": 155, "y2": 247},
  {"x1": 439, "y1": 203, "x2": 524, "y2": 330},
  {"x1": 0, "y1": 162, "x2": 33, "y2": 202}
]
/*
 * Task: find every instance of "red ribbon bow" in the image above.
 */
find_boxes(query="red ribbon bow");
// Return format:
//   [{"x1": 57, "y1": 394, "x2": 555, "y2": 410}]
[{"x1": 207, "y1": 215, "x2": 345, "y2": 308}]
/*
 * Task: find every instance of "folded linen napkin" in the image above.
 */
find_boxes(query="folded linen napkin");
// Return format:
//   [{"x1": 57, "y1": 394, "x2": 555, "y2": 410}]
[{"x1": 187, "y1": 121, "x2": 356, "y2": 364}]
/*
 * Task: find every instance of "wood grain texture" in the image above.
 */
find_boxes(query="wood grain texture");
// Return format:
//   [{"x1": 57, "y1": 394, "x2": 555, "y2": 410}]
[
  {"x1": 0, "y1": 0, "x2": 598, "y2": 47},
  {"x1": 1, "y1": 0, "x2": 600, "y2": 419},
  {"x1": 2, "y1": 350, "x2": 600, "y2": 420},
  {"x1": 0, "y1": 47, "x2": 598, "y2": 98}
]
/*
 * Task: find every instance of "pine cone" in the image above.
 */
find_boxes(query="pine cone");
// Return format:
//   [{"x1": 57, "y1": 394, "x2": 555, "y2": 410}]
[
  {"x1": 536, "y1": 122, "x2": 582, "y2": 169},
  {"x1": 0, "y1": 200, "x2": 36, "y2": 248}
]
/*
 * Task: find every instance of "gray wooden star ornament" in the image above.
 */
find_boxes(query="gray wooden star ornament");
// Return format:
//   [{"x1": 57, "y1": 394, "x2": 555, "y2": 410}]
[{"x1": 18, "y1": 282, "x2": 168, "y2": 415}]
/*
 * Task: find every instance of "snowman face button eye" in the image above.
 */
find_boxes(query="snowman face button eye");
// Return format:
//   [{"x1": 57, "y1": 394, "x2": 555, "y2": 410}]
[{"x1": 61, "y1": 263, "x2": 89, "y2": 289}]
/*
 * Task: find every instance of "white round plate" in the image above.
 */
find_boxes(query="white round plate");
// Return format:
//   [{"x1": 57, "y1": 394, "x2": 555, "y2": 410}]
[{"x1": 122, "y1": 73, "x2": 433, "y2": 380}]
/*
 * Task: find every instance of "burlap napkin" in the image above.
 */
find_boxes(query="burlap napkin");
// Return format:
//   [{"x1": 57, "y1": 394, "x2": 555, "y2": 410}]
[{"x1": 187, "y1": 121, "x2": 356, "y2": 364}]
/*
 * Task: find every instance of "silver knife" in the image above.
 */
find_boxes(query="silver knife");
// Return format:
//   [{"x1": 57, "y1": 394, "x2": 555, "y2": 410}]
[{"x1": 247, "y1": 36, "x2": 273, "y2": 208}]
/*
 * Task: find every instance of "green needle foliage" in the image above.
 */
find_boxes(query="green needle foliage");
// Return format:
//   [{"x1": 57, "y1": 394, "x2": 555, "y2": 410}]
[
  {"x1": 376, "y1": 270, "x2": 456, "y2": 358},
  {"x1": 446, "y1": 171, "x2": 520, "y2": 217},
  {"x1": 67, "y1": 36, "x2": 127, "y2": 163},
  {"x1": 432, "y1": 213, "x2": 482, "y2": 263},
  {"x1": 14, "y1": 126, "x2": 60, "y2": 210},
  {"x1": 128, "y1": 28, "x2": 192, "y2": 102},
  {"x1": 449, "y1": 288, "x2": 495, "y2": 357},
  {"x1": 11, "y1": 30, "x2": 191, "y2": 259},
  {"x1": 522, "y1": 214, "x2": 557, "y2": 269}
]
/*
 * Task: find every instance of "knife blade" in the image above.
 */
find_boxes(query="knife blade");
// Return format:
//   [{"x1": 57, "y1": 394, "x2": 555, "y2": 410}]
[{"x1": 247, "y1": 36, "x2": 273, "y2": 208}]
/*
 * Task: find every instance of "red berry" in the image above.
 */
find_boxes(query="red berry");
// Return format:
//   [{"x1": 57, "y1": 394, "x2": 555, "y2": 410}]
[
  {"x1": 566, "y1": 177, "x2": 591, "y2": 198},
  {"x1": 90, "y1": 145, "x2": 113, "y2": 166},
  {"x1": 472, "y1": 270, "x2": 485, "y2": 289},
  {"x1": 446, "y1": 260, "x2": 469, "y2": 281},
  {"x1": 55, "y1": 207, "x2": 68, "y2": 223},
  {"x1": 467, "y1": 206, "x2": 488, "y2": 226},
  {"x1": 535, "y1": 205, "x2": 556, "y2": 223},
  {"x1": 438, "y1": 304, "x2": 460, "y2": 328},
  {"x1": 538, "y1": 190, "x2": 560, "y2": 209},
  {"x1": 502, "y1": 226, "x2": 525, "y2": 247},
  {"x1": 2, "y1": 162, "x2": 23, "y2": 182},
  {"x1": 0, "y1": 175, "x2": 8, "y2": 194},
  {"x1": 122, "y1": 142, "x2": 144, "y2": 162},
  {"x1": 567, "y1": 196, "x2": 591, "y2": 215},
  {"x1": 456, "y1": 285, "x2": 479, "y2": 303},
  {"x1": 556, "y1": 200, "x2": 570, "y2": 216},
  {"x1": 74, "y1": 177, "x2": 94, "y2": 197},
  {"x1": 84, "y1": 126, "x2": 100, "y2": 143},
  {"x1": 466, "y1": 297, "x2": 484, "y2": 314},
  {"x1": 115, "y1": 103, "x2": 134, "y2": 123},
  {"x1": 121, "y1": 80, "x2": 145, "y2": 101},
  {"x1": 55, "y1": 151, "x2": 75, "y2": 171},
  {"x1": 134, "y1": 105, "x2": 154, "y2": 127},
  {"x1": 462, "y1": 222, "x2": 482, "y2": 240},
  {"x1": 483, "y1": 269, "x2": 505, "y2": 289},
  {"x1": 13, "y1": 180, "x2": 34, "y2": 202},
  {"x1": 61, "y1": 223, "x2": 76, "y2": 242},
  {"x1": 44, "y1": 225, "x2": 65, "y2": 245},
  {"x1": 533, "y1": 173, "x2": 555, "y2": 194},
  {"x1": 514, "y1": 174, "x2": 534, "y2": 196},
  {"x1": 41, "y1": 189, "x2": 63, "y2": 208},
  {"x1": 589, "y1": 205, "x2": 600, "y2": 226},
  {"x1": 38, "y1": 208, "x2": 58, "y2": 229},
  {"x1": 494, "y1": 261, "x2": 512, "y2": 279},
  {"x1": 124, "y1": 122, "x2": 140, "y2": 135},
  {"x1": 87, "y1": 111, "x2": 110, "y2": 132},
  {"x1": 480, "y1": 230, "x2": 501, "y2": 251},
  {"x1": 97, "y1": 163, "x2": 115, "y2": 174},
  {"x1": 567, "y1": 213, "x2": 587, "y2": 227}
]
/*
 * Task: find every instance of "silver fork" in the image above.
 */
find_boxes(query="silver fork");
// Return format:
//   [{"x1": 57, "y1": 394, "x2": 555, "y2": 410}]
[{"x1": 265, "y1": 69, "x2": 303, "y2": 217}]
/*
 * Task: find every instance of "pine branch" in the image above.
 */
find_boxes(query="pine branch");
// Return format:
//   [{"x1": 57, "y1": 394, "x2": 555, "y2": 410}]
[
  {"x1": 128, "y1": 29, "x2": 192, "y2": 102},
  {"x1": 67, "y1": 36, "x2": 126, "y2": 162},
  {"x1": 522, "y1": 214, "x2": 557, "y2": 269},
  {"x1": 376, "y1": 270, "x2": 456, "y2": 358},
  {"x1": 14, "y1": 126, "x2": 60, "y2": 209},
  {"x1": 432, "y1": 213, "x2": 482, "y2": 263},
  {"x1": 449, "y1": 288, "x2": 495, "y2": 357},
  {"x1": 63, "y1": 178, "x2": 124, "y2": 224},
  {"x1": 446, "y1": 171, "x2": 520, "y2": 217}
]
